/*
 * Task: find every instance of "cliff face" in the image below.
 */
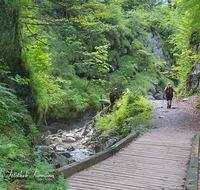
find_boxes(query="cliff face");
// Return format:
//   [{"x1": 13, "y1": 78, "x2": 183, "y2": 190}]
[
  {"x1": 185, "y1": 32, "x2": 200, "y2": 93},
  {"x1": 0, "y1": 1, "x2": 21, "y2": 75},
  {"x1": 0, "y1": 1, "x2": 38, "y2": 121}
]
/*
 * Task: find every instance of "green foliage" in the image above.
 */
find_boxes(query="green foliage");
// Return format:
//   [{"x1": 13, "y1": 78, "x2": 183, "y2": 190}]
[
  {"x1": 96, "y1": 91, "x2": 153, "y2": 136},
  {"x1": 82, "y1": 45, "x2": 110, "y2": 80},
  {"x1": 15, "y1": 0, "x2": 174, "y2": 120},
  {"x1": 0, "y1": 83, "x2": 67, "y2": 189},
  {"x1": 164, "y1": 0, "x2": 200, "y2": 93},
  {"x1": 0, "y1": 84, "x2": 26, "y2": 129},
  {"x1": 1, "y1": 0, "x2": 179, "y2": 189}
]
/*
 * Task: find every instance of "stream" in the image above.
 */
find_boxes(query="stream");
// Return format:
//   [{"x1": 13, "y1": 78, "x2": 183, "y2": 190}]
[{"x1": 37, "y1": 110, "x2": 97, "y2": 168}]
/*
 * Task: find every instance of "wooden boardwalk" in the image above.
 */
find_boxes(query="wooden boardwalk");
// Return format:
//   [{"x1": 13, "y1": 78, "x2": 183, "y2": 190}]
[{"x1": 67, "y1": 134, "x2": 192, "y2": 190}]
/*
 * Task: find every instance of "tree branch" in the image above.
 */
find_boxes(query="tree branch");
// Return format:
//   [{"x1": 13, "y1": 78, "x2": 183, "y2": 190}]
[{"x1": 24, "y1": 23, "x2": 48, "y2": 46}]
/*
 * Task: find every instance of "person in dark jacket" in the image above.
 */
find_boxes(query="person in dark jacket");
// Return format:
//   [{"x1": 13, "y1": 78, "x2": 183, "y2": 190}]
[
  {"x1": 109, "y1": 88, "x2": 120, "y2": 104},
  {"x1": 114, "y1": 88, "x2": 120, "y2": 100},
  {"x1": 163, "y1": 83, "x2": 177, "y2": 108}
]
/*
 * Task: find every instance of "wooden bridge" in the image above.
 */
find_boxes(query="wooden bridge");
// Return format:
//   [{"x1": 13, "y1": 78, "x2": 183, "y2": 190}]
[
  {"x1": 67, "y1": 133, "x2": 194, "y2": 189},
  {"x1": 66, "y1": 100, "x2": 200, "y2": 190}
]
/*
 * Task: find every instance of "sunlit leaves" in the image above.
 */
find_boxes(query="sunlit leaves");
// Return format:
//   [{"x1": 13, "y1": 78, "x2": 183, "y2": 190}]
[{"x1": 167, "y1": 0, "x2": 200, "y2": 89}]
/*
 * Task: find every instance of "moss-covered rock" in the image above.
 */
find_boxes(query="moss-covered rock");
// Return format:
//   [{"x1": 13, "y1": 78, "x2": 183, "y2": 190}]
[
  {"x1": 0, "y1": 1, "x2": 20, "y2": 75},
  {"x1": 0, "y1": 1, "x2": 38, "y2": 122}
]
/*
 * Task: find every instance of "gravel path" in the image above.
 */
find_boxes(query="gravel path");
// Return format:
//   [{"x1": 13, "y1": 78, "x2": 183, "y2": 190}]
[
  {"x1": 150, "y1": 97, "x2": 200, "y2": 140},
  {"x1": 67, "y1": 97, "x2": 200, "y2": 190}
]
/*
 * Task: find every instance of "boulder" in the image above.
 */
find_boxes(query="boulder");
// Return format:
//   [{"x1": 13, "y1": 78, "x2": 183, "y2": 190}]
[
  {"x1": 149, "y1": 79, "x2": 158, "y2": 86},
  {"x1": 75, "y1": 132, "x2": 83, "y2": 139},
  {"x1": 57, "y1": 152, "x2": 72, "y2": 158},
  {"x1": 61, "y1": 132, "x2": 75, "y2": 138},
  {"x1": 148, "y1": 93, "x2": 155, "y2": 100},
  {"x1": 104, "y1": 136, "x2": 122, "y2": 150},
  {"x1": 154, "y1": 93, "x2": 163, "y2": 100},
  {"x1": 56, "y1": 146, "x2": 65, "y2": 152},
  {"x1": 149, "y1": 87, "x2": 156, "y2": 96},
  {"x1": 50, "y1": 152, "x2": 57, "y2": 159},
  {"x1": 148, "y1": 79, "x2": 164, "y2": 100},
  {"x1": 80, "y1": 137, "x2": 89, "y2": 145},
  {"x1": 55, "y1": 155, "x2": 68, "y2": 167},
  {"x1": 66, "y1": 146, "x2": 75, "y2": 151},
  {"x1": 62, "y1": 137, "x2": 76, "y2": 143},
  {"x1": 48, "y1": 144, "x2": 57, "y2": 151}
]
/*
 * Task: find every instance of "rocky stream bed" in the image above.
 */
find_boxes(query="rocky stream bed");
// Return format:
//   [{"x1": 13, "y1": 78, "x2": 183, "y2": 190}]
[{"x1": 36, "y1": 109, "x2": 124, "y2": 168}]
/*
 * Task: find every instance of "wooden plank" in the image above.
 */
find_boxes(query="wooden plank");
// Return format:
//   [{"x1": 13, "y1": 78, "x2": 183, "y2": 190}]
[
  {"x1": 67, "y1": 180, "x2": 157, "y2": 190},
  {"x1": 111, "y1": 153, "x2": 189, "y2": 162},
  {"x1": 87, "y1": 165, "x2": 187, "y2": 177},
  {"x1": 101, "y1": 157, "x2": 189, "y2": 168},
  {"x1": 97, "y1": 161, "x2": 188, "y2": 172},
  {"x1": 69, "y1": 175, "x2": 183, "y2": 189},
  {"x1": 74, "y1": 168, "x2": 186, "y2": 182},
  {"x1": 114, "y1": 149, "x2": 190, "y2": 156},
  {"x1": 130, "y1": 142, "x2": 191, "y2": 149},
  {"x1": 133, "y1": 140, "x2": 191, "y2": 144},
  {"x1": 117, "y1": 151, "x2": 190, "y2": 159}
]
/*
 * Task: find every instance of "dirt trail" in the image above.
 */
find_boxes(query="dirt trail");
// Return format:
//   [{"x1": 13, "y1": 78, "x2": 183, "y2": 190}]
[
  {"x1": 67, "y1": 97, "x2": 200, "y2": 190},
  {"x1": 150, "y1": 97, "x2": 200, "y2": 140}
]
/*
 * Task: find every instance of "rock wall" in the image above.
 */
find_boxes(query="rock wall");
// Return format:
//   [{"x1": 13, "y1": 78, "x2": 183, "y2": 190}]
[
  {"x1": 148, "y1": 32, "x2": 165, "y2": 59},
  {"x1": 186, "y1": 60, "x2": 200, "y2": 93},
  {"x1": 75, "y1": 31, "x2": 166, "y2": 79},
  {"x1": 185, "y1": 32, "x2": 200, "y2": 93},
  {"x1": 148, "y1": 79, "x2": 164, "y2": 100},
  {"x1": 137, "y1": 31, "x2": 165, "y2": 60},
  {"x1": 0, "y1": 1, "x2": 20, "y2": 75},
  {"x1": 0, "y1": 1, "x2": 37, "y2": 121}
]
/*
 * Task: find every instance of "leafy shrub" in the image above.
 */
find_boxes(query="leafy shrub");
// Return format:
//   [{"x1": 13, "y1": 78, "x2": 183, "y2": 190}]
[
  {"x1": 96, "y1": 91, "x2": 153, "y2": 137},
  {"x1": 0, "y1": 84, "x2": 68, "y2": 189}
]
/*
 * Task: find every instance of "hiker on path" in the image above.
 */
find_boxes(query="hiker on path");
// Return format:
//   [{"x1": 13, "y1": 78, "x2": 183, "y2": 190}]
[
  {"x1": 114, "y1": 88, "x2": 120, "y2": 100},
  {"x1": 163, "y1": 83, "x2": 177, "y2": 109},
  {"x1": 109, "y1": 88, "x2": 120, "y2": 104}
]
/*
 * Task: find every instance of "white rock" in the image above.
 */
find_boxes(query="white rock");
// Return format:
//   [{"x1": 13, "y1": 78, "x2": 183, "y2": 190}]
[
  {"x1": 62, "y1": 137, "x2": 76, "y2": 142},
  {"x1": 75, "y1": 132, "x2": 83, "y2": 139},
  {"x1": 62, "y1": 133, "x2": 74, "y2": 138},
  {"x1": 56, "y1": 146, "x2": 65, "y2": 152}
]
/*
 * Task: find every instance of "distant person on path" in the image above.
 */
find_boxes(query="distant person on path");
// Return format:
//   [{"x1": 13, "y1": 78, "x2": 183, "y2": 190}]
[
  {"x1": 109, "y1": 88, "x2": 120, "y2": 104},
  {"x1": 163, "y1": 83, "x2": 177, "y2": 109},
  {"x1": 114, "y1": 88, "x2": 120, "y2": 100}
]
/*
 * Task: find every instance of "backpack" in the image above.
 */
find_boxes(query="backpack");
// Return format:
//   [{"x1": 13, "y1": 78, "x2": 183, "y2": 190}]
[
  {"x1": 109, "y1": 91, "x2": 115, "y2": 103},
  {"x1": 166, "y1": 85, "x2": 173, "y2": 94}
]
